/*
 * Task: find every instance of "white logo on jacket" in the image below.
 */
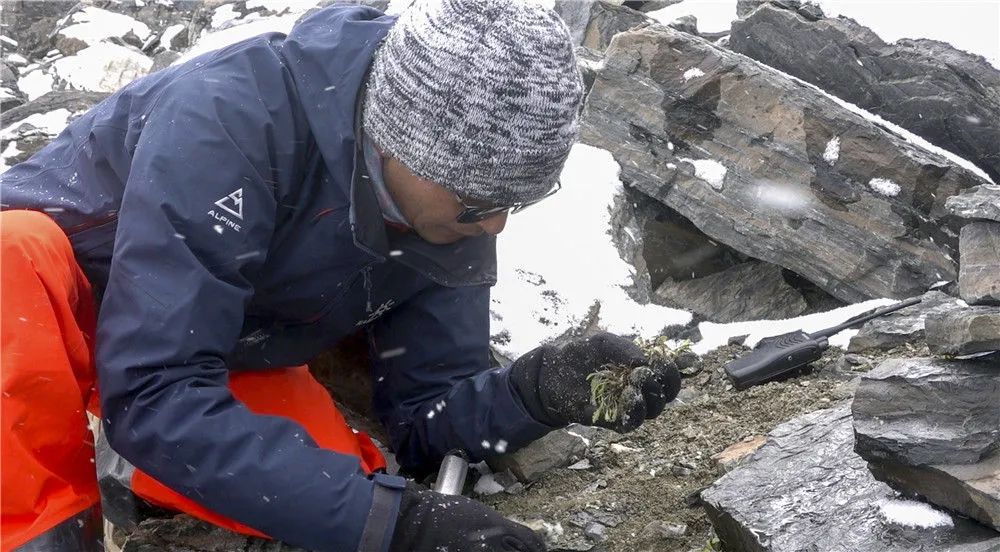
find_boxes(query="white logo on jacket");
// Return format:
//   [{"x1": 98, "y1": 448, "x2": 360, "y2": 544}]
[{"x1": 207, "y1": 188, "x2": 243, "y2": 233}]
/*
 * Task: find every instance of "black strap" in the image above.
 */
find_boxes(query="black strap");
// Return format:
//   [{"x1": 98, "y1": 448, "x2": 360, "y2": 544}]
[{"x1": 356, "y1": 474, "x2": 405, "y2": 552}]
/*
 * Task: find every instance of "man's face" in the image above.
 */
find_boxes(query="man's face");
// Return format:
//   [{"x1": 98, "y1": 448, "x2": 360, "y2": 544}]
[{"x1": 382, "y1": 155, "x2": 509, "y2": 245}]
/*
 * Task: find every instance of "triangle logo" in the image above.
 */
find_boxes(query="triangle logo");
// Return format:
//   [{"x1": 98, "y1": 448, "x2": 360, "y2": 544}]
[{"x1": 215, "y1": 188, "x2": 243, "y2": 220}]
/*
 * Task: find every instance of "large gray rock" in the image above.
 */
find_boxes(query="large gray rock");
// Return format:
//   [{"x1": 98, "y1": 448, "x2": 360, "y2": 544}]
[
  {"x1": 946, "y1": 185, "x2": 1000, "y2": 223},
  {"x1": 554, "y1": 0, "x2": 600, "y2": 45},
  {"x1": 654, "y1": 261, "x2": 807, "y2": 322},
  {"x1": 581, "y1": 2, "x2": 652, "y2": 52},
  {"x1": 848, "y1": 291, "x2": 962, "y2": 353},
  {"x1": 1, "y1": 90, "x2": 108, "y2": 164},
  {"x1": 729, "y1": 2, "x2": 1000, "y2": 183},
  {"x1": 581, "y1": 23, "x2": 989, "y2": 304},
  {"x1": 926, "y1": 306, "x2": 1000, "y2": 356},
  {"x1": 487, "y1": 426, "x2": 593, "y2": 482},
  {"x1": 960, "y1": 222, "x2": 1000, "y2": 305},
  {"x1": 702, "y1": 405, "x2": 1000, "y2": 551},
  {"x1": 853, "y1": 357, "x2": 1000, "y2": 530}
]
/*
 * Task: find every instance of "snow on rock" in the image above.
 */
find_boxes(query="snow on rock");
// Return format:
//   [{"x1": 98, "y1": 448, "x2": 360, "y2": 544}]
[
  {"x1": 678, "y1": 157, "x2": 727, "y2": 190},
  {"x1": 59, "y1": 6, "x2": 151, "y2": 45},
  {"x1": 1, "y1": 141, "x2": 23, "y2": 172},
  {"x1": 1, "y1": 109, "x2": 73, "y2": 140},
  {"x1": 211, "y1": 4, "x2": 243, "y2": 29},
  {"x1": 692, "y1": 298, "x2": 899, "y2": 355},
  {"x1": 5, "y1": 53, "x2": 28, "y2": 66},
  {"x1": 17, "y1": 70, "x2": 55, "y2": 101},
  {"x1": 823, "y1": 136, "x2": 840, "y2": 164},
  {"x1": 246, "y1": 0, "x2": 313, "y2": 15},
  {"x1": 160, "y1": 24, "x2": 187, "y2": 51},
  {"x1": 868, "y1": 177, "x2": 901, "y2": 197},
  {"x1": 682, "y1": 67, "x2": 705, "y2": 81},
  {"x1": 490, "y1": 143, "x2": 691, "y2": 358},
  {"x1": 879, "y1": 499, "x2": 954, "y2": 529},
  {"x1": 54, "y1": 44, "x2": 152, "y2": 92},
  {"x1": 648, "y1": 0, "x2": 739, "y2": 34}
]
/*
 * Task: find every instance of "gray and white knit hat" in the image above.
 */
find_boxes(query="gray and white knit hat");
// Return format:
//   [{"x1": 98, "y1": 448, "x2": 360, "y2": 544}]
[{"x1": 363, "y1": 0, "x2": 584, "y2": 205}]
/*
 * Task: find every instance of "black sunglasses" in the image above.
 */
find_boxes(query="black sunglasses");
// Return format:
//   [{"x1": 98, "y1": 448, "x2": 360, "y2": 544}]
[{"x1": 455, "y1": 181, "x2": 562, "y2": 224}]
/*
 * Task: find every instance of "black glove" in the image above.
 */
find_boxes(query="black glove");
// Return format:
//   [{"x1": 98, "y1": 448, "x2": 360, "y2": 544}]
[
  {"x1": 388, "y1": 483, "x2": 545, "y2": 552},
  {"x1": 509, "y1": 332, "x2": 681, "y2": 433}
]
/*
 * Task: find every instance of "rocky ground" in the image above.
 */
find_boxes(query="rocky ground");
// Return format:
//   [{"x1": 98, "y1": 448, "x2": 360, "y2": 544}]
[{"x1": 482, "y1": 345, "x2": 908, "y2": 552}]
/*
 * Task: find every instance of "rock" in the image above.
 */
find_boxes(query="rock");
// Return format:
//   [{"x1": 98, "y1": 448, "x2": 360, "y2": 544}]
[
  {"x1": 582, "y1": 24, "x2": 985, "y2": 304},
  {"x1": 654, "y1": 261, "x2": 807, "y2": 323},
  {"x1": 959, "y1": 222, "x2": 1000, "y2": 305},
  {"x1": 1, "y1": 1, "x2": 79, "y2": 56},
  {"x1": 582, "y1": 1, "x2": 652, "y2": 52},
  {"x1": 473, "y1": 473, "x2": 506, "y2": 496},
  {"x1": 0, "y1": 62, "x2": 27, "y2": 111},
  {"x1": 668, "y1": 14, "x2": 698, "y2": 34},
  {"x1": 729, "y1": 2, "x2": 1000, "y2": 183},
  {"x1": 702, "y1": 406, "x2": 1000, "y2": 551},
  {"x1": 853, "y1": 357, "x2": 1000, "y2": 530},
  {"x1": 53, "y1": 43, "x2": 153, "y2": 93},
  {"x1": 488, "y1": 426, "x2": 591, "y2": 482},
  {"x1": 946, "y1": 185, "x2": 1000, "y2": 223},
  {"x1": 583, "y1": 521, "x2": 606, "y2": 541},
  {"x1": 640, "y1": 519, "x2": 687, "y2": 539},
  {"x1": 848, "y1": 291, "x2": 962, "y2": 353},
  {"x1": 121, "y1": 514, "x2": 307, "y2": 552},
  {"x1": 925, "y1": 306, "x2": 1000, "y2": 356},
  {"x1": 1, "y1": 90, "x2": 109, "y2": 164},
  {"x1": 711, "y1": 435, "x2": 767, "y2": 471},
  {"x1": 554, "y1": 0, "x2": 599, "y2": 46}
]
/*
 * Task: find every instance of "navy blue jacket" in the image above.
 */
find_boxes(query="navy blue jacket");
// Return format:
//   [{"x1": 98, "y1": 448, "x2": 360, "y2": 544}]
[{"x1": 1, "y1": 5, "x2": 552, "y2": 551}]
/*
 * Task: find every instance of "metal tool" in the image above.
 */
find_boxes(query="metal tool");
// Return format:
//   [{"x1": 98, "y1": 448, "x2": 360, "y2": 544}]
[
  {"x1": 724, "y1": 296, "x2": 922, "y2": 389},
  {"x1": 433, "y1": 450, "x2": 469, "y2": 496}
]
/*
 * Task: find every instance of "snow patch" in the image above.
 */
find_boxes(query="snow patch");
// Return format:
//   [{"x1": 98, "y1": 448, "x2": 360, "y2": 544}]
[
  {"x1": 17, "y1": 70, "x2": 55, "y2": 101},
  {"x1": 823, "y1": 137, "x2": 840, "y2": 164},
  {"x1": 59, "y1": 7, "x2": 151, "y2": 45},
  {"x1": 679, "y1": 157, "x2": 727, "y2": 190},
  {"x1": 753, "y1": 180, "x2": 813, "y2": 213},
  {"x1": 693, "y1": 298, "x2": 899, "y2": 355},
  {"x1": 211, "y1": 4, "x2": 243, "y2": 29},
  {"x1": 868, "y1": 178, "x2": 901, "y2": 197},
  {"x1": 682, "y1": 67, "x2": 705, "y2": 81},
  {"x1": 648, "y1": 0, "x2": 739, "y2": 34},
  {"x1": 1, "y1": 141, "x2": 23, "y2": 173},
  {"x1": 1, "y1": 109, "x2": 73, "y2": 140},
  {"x1": 879, "y1": 499, "x2": 954, "y2": 529},
  {"x1": 54, "y1": 43, "x2": 152, "y2": 92},
  {"x1": 160, "y1": 24, "x2": 186, "y2": 50},
  {"x1": 177, "y1": 13, "x2": 301, "y2": 65},
  {"x1": 5, "y1": 53, "x2": 28, "y2": 66},
  {"x1": 246, "y1": 0, "x2": 320, "y2": 14},
  {"x1": 490, "y1": 143, "x2": 691, "y2": 358},
  {"x1": 0, "y1": 35, "x2": 18, "y2": 48}
]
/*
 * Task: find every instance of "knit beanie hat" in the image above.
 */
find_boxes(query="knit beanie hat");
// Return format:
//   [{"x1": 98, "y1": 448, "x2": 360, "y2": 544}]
[{"x1": 363, "y1": 0, "x2": 584, "y2": 205}]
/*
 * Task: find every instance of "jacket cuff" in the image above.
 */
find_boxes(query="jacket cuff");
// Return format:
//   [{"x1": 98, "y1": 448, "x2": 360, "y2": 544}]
[
  {"x1": 508, "y1": 347, "x2": 564, "y2": 428},
  {"x1": 356, "y1": 472, "x2": 405, "y2": 552}
]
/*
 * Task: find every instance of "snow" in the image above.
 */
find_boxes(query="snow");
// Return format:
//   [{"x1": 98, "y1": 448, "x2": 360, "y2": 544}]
[
  {"x1": 177, "y1": 13, "x2": 302, "y2": 65},
  {"x1": 246, "y1": 0, "x2": 318, "y2": 14},
  {"x1": 678, "y1": 157, "x2": 727, "y2": 190},
  {"x1": 682, "y1": 67, "x2": 705, "y2": 81},
  {"x1": 0, "y1": 141, "x2": 23, "y2": 173},
  {"x1": 868, "y1": 178, "x2": 901, "y2": 197},
  {"x1": 5, "y1": 53, "x2": 28, "y2": 65},
  {"x1": 59, "y1": 6, "x2": 151, "y2": 45},
  {"x1": 17, "y1": 70, "x2": 55, "y2": 101},
  {"x1": 160, "y1": 24, "x2": 187, "y2": 50},
  {"x1": 1, "y1": 109, "x2": 73, "y2": 140},
  {"x1": 0, "y1": 35, "x2": 18, "y2": 47},
  {"x1": 648, "y1": 0, "x2": 739, "y2": 34},
  {"x1": 879, "y1": 499, "x2": 954, "y2": 529},
  {"x1": 823, "y1": 137, "x2": 840, "y2": 164},
  {"x1": 54, "y1": 44, "x2": 152, "y2": 92},
  {"x1": 753, "y1": 180, "x2": 813, "y2": 214},
  {"x1": 692, "y1": 297, "x2": 899, "y2": 355},
  {"x1": 490, "y1": 144, "x2": 691, "y2": 358},
  {"x1": 211, "y1": 4, "x2": 243, "y2": 29}
]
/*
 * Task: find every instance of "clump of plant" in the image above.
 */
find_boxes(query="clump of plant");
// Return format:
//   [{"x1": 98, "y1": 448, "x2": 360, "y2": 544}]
[{"x1": 587, "y1": 337, "x2": 692, "y2": 424}]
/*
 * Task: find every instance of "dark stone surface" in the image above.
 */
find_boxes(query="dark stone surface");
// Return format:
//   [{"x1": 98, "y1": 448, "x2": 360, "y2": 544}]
[
  {"x1": 925, "y1": 306, "x2": 1000, "y2": 356},
  {"x1": 960, "y1": 222, "x2": 1000, "y2": 305},
  {"x1": 702, "y1": 405, "x2": 1000, "y2": 551},
  {"x1": 729, "y1": 1, "x2": 1000, "y2": 183},
  {"x1": 1, "y1": 90, "x2": 109, "y2": 163},
  {"x1": 853, "y1": 356, "x2": 1000, "y2": 530},
  {"x1": 581, "y1": 1, "x2": 652, "y2": 52},
  {"x1": 121, "y1": 515, "x2": 307, "y2": 552},
  {"x1": 581, "y1": 23, "x2": 986, "y2": 303},
  {"x1": 848, "y1": 291, "x2": 962, "y2": 353},
  {"x1": 654, "y1": 261, "x2": 807, "y2": 322},
  {"x1": 946, "y1": 185, "x2": 1000, "y2": 223}
]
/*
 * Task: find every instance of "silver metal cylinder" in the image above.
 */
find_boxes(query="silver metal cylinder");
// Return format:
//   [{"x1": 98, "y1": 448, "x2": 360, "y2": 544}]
[{"x1": 433, "y1": 452, "x2": 469, "y2": 496}]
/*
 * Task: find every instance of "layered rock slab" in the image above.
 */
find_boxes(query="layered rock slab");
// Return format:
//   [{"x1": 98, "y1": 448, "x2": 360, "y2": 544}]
[
  {"x1": 580, "y1": 22, "x2": 989, "y2": 303},
  {"x1": 925, "y1": 306, "x2": 1000, "y2": 356},
  {"x1": 960, "y1": 222, "x2": 1000, "y2": 306},
  {"x1": 702, "y1": 405, "x2": 1000, "y2": 551}
]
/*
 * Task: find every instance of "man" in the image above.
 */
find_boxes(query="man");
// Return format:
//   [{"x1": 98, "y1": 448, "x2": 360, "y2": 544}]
[{"x1": 0, "y1": 1, "x2": 680, "y2": 551}]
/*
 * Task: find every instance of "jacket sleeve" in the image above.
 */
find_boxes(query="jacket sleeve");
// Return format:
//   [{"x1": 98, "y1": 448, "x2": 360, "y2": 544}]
[
  {"x1": 96, "y1": 77, "x2": 402, "y2": 552},
  {"x1": 368, "y1": 282, "x2": 555, "y2": 472}
]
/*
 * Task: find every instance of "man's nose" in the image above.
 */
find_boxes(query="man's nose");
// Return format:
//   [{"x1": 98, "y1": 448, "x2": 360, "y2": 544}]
[{"x1": 477, "y1": 212, "x2": 508, "y2": 235}]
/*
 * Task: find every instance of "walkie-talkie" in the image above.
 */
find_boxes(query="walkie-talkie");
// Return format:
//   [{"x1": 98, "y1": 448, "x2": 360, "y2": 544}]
[{"x1": 724, "y1": 297, "x2": 922, "y2": 389}]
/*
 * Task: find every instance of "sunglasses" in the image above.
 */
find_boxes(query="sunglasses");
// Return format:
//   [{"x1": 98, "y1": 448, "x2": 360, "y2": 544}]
[{"x1": 455, "y1": 181, "x2": 562, "y2": 224}]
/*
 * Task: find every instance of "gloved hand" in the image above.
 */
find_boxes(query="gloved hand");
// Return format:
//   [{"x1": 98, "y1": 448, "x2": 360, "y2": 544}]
[
  {"x1": 388, "y1": 482, "x2": 545, "y2": 552},
  {"x1": 509, "y1": 332, "x2": 681, "y2": 433}
]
